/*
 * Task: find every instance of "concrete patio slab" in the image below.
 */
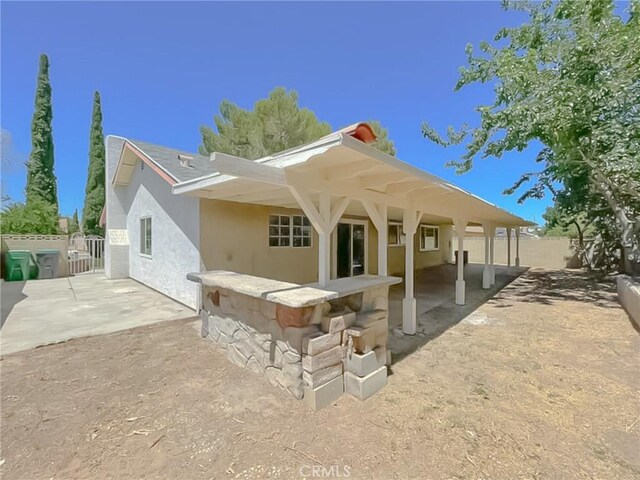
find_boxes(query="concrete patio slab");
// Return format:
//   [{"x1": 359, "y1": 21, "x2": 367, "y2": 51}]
[{"x1": 1, "y1": 274, "x2": 195, "y2": 355}]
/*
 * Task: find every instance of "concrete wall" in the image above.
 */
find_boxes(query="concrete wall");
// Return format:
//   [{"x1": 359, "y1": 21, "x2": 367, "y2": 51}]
[
  {"x1": 459, "y1": 236, "x2": 576, "y2": 269},
  {"x1": 1, "y1": 235, "x2": 69, "y2": 278},
  {"x1": 617, "y1": 275, "x2": 640, "y2": 328},
  {"x1": 199, "y1": 198, "x2": 449, "y2": 283}
]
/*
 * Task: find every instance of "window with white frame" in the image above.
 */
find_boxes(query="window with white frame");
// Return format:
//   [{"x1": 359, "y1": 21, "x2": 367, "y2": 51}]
[
  {"x1": 420, "y1": 225, "x2": 439, "y2": 251},
  {"x1": 388, "y1": 222, "x2": 403, "y2": 246},
  {"x1": 269, "y1": 215, "x2": 291, "y2": 247},
  {"x1": 269, "y1": 214, "x2": 312, "y2": 247},
  {"x1": 292, "y1": 215, "x2": 312, "y2": 247},
  {"x1": 140, "y1": 217, "x2": 152, "y2": 256}
]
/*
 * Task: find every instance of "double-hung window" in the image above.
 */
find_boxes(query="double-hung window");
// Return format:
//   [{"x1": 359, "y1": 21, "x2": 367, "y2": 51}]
[
  {"x1": 140, "y1": 217, "x2": 152, "y2": 256},
  {"x1": 269, "y1": 214, "x2": 311, "y2": 247},
  {"x1": 420, "y1": 225, "x2": 439, "y2": 251}
]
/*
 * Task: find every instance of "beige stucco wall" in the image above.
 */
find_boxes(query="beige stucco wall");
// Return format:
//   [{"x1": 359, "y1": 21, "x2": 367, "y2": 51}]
[
  {"x1": 1, "y1": 235, "x2": 70, "y2": 278},
  {"x1": 199, "y1": 199, "x2": 450, "y2": 283},
  {"x1": 200, "y1": 199, "x2": 319, "y2": 284},
  {"x1": 460, "y1": 236, "x2": 576, "y2": 269}
]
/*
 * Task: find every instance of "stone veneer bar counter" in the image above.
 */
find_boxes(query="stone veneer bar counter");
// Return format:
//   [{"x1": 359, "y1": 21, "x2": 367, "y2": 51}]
[{"x1": 187, "y1": 271, "x2": 401, "y2": 410}]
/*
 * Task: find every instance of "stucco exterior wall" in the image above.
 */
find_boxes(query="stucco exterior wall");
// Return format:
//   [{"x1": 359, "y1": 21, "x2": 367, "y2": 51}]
[
  {"x1": 104, "y1": 135, "x2": 201, "y2": 309},
  {"x1": 199, "y1": 199, "x2": 319, "y2": 284},
  {"x1": 105, "y1": 136, "x2": 130, "y2": 279},
  {"x1": 124, "y1": 158, "x2": 201, "y2": 308},
  {"x1": 199, "y1": 199, "x2": 449, "y2": 283}
]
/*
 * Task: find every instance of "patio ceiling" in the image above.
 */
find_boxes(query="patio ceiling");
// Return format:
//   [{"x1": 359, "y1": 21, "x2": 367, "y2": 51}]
[{"x1": 172, "y1": 133, "x2": 533, "y2": 228}]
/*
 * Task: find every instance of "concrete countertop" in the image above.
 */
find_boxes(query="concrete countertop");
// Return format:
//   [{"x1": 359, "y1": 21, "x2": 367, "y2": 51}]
[{"x1": 187, "y1": 271, "x2": 401, "y2": 308}]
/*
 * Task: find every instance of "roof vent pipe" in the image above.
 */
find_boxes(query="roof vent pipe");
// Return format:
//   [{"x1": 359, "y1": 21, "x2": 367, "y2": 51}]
[{"x1": 178, "y1": 154, "x2": 193, "y2": 168}]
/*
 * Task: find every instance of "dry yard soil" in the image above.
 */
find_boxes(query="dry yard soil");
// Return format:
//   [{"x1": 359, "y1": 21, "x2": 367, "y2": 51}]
[{"x1": 1, "y1": 269, "x2": 639, "y2": 479}]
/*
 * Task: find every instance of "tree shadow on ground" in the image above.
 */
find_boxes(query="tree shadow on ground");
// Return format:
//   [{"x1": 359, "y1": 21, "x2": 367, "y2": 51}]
[
  {"x1": 387, "y1": 266, "x2": 620, "y2": 367},
  {"x1": 387, "y1": 264, "x2": 527, "y2": 366},
  {"x1": 488, "y1": 269, "x2": 619, "y2": 310}
]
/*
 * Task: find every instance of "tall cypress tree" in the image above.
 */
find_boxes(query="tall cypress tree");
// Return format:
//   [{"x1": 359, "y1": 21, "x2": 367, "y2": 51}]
[
  {"x1": 82, "y1": 91, "x2": 105, "y2": 235},
  {"x1": 26, "y1": 54, "x2": 58, "y2": 212}
]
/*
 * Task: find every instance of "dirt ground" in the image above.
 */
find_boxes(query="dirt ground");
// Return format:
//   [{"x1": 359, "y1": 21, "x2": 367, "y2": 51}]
[{"x1": 1, "y1": 269, "x2": 638, "y2": 479}]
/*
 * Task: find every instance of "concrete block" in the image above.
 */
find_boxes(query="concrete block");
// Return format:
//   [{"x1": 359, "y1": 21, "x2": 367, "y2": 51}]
[
  {"x1": 355, "y1": 309, "x2": 387, "y2": 327},
  {"x1": 259, "y1": 299, "x2": 277, "y2": 320},
  {"x1": 276, "y1": 304, "x2": 315, "y2": 328},
  {"x1": 302, "y1": 331, "x2": 341, "y2": 356},
  {"x1": 344, "y1": 350, "x2": 378, "y2": 377},
  {"x1": 303, "y1": 374, "x2": 344, "y2": 411},
  {"x1": 302, "y1": 345, "x2": 343, "y2": 372},
  {"x1": 284, "y1": 325, "x2": 320, "y2": 353},
  {"x1": 303, "y1": 363, "x2": 342, "y2": 388},
  {"x1": 321, "y1": 311, "x2": 356, "y2": 333},
  {"x1": 374, "y1": 346, "x2": 388, "y2": 367},
  {"x1": 344, "y1": 366, "x2": 387, "y2": 400},
  {"x1": 344, "y1": 326, "x2": 377, "y2": 354}
]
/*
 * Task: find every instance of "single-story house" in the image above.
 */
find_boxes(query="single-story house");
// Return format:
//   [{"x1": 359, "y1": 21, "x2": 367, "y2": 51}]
[
  {"x1": 104, "y1": 122, "x2": 532, "y2": 334},
  {"x1": 105, "y1": 122, "x2": 533, "y2": 407}
]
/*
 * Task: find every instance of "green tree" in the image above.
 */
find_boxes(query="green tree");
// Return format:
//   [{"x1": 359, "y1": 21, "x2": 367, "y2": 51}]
[
  {"x1": 26, "y1": 54, "x2": 58, "y2": 212},
  {"x1": 68, "y1": 209, "x2": 80, "y2": 234},
  {"x1": 0, "y1": 199, "x2": 59, "y2": 234},
  {"x1": 423, "y1": 0, "x2": 640, "y2": 273},
  {"x1": 82, "y1": 91, "x2": 106, "y2": 235},
  {"x1": 200, "y1": 88, "x2": 332, "y2": 159},
  {"x1": 367, "y1": 120, "x2": 397, "y2": 156}
]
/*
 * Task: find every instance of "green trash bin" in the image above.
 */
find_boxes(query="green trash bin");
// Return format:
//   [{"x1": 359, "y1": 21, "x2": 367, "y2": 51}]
[
  {"x1": 4, "y1": 250, "x2": 31, "y2": 281},
  {"x1": 36, "y1": 249, "x2": 60, "y2": 279}
]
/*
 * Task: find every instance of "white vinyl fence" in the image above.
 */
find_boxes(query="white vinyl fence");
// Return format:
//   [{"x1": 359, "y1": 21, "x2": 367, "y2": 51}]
[{"x1": 68, "y1": 234, "x2": 105, "y2": 275}]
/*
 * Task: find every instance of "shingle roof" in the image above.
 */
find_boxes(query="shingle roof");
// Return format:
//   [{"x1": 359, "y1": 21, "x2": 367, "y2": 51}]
[{"x1": 127, "y1": 139, "x2": 215, "y2": 182}]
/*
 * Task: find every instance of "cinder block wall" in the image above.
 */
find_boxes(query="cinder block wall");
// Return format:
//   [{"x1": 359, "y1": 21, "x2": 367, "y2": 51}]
[
  {"x1": 1, "y1": 235, "x2": 70, "y2": 277},
  {"x1": 459, "y1": 236, "x2": 576, "y2": 269}
]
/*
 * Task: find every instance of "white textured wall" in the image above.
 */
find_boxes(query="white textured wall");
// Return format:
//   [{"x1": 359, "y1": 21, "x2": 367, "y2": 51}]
[
  {"x1": 124, "y1": 158, "x2": 201, "y2": 309},
  {"x1": 105, "y1": 136, "x2": 130, "y2": 279}
]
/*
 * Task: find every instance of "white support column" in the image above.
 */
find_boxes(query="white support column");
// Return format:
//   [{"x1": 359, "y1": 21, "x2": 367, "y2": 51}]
[
  {"x1": 507, "y1": 227, "x2": 512, "y2": 267},
  {"x1": 490, "y1": 232, "x2": 496, "y2": 286},
  {"x1": 453, "y1": 218, "x2": 467, "y2": 305},
  {"x1": 515, "y1": 227, "x2": 521, "y2": 267},
  {"x1": 361, "y1": 200, "x2": 388, "y2": 276},
  {"x1": 318, "y1": 193, "x2": 331, "y2": 286},
  {"x1": 402, "y1": 207, "x2": 422, "y2": 335},
  {"x1": 289, "y1": 187, "x2": 350, "y2": 287},
  {"x1": 482, "y1": 223, "x2": 494, "y2": 289}
]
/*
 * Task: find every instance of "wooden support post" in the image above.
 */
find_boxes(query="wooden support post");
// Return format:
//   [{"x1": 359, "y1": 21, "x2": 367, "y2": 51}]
[
  {"x1": 361, "y1": 200, "x2": 388, "y2": 276},
  {"x1": 515, "y1": 227, "x2": 521, "y2": 267},
  {"x1": 482, "y1": 223, "x2": 493, "y2": 289},
  {"x1": 507, "y1": 227, "x2": 512, "y2": 267},
  {"x1": 289, "y1": 188, "x2": 350, "y2": 287},
  {"x1": 453, "y1": 218, "x2": 467, "y2": 305},
  {"x1": 402, "y1": 207, "x2": 422, "y2": 335},
  {"x1": 490, "y1": 233, "x2": 496, "y2": 286}
]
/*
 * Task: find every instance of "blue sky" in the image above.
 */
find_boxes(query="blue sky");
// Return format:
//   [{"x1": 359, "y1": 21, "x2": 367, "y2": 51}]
[{"x1": 2, "y1": 1, "x2": 551, "y2": 223}]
